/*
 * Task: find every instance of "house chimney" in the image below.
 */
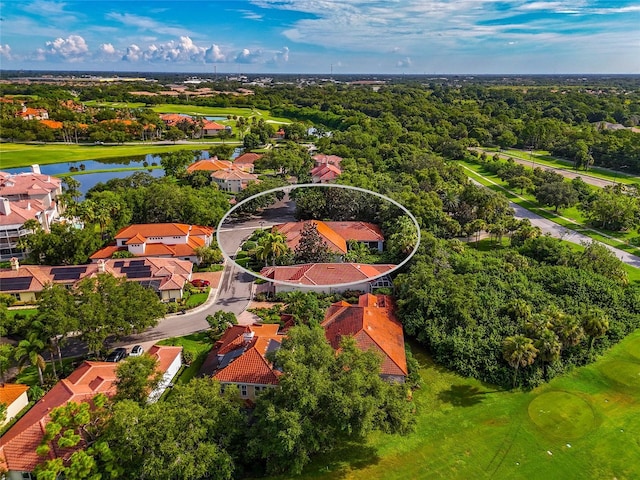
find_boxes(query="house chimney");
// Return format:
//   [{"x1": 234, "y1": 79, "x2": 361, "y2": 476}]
[
  {"x1": 27, "y1": 202, "x2": 31, "y2": 211},
  {"x1": 97, "y1": 260, "x2": 106, "y2": 273},
  {"x1": 243, "y1": 330, "x2": 255, "y2": 343},
  {"x1": 10, "y1": 257, "x2": 19, "y2": 271},
  {"x1": 0, "y1": 197, "x2": 10, "y2": 215},
  {"x1": 31, "y1": 164, "x2": 41, "y2": 174}
]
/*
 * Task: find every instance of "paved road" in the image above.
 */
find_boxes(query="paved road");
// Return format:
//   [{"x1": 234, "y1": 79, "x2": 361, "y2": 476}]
[
  {"x1": 470, "y1": 147, "x2": 620, "y2": 189},
  {"x1": 510, "y1": 202, "x2": 640, "y2": 268},
  {"x1": 467, "y1": 176, "x2": 640, "y2": 269},
  {"x1": 110, "y1": 194, "x2": 298, "y2": 351}
]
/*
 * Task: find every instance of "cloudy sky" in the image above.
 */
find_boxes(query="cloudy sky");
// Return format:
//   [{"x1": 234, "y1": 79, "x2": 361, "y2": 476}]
[{"x1": 0, "y1": 0, "x2": 638, "y2": 74}]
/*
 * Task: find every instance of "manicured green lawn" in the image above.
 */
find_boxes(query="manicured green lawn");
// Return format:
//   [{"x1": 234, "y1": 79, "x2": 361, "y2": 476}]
[
  {"x1": 156, "y1": 332, "x2": 213, "y2": 385},
  {"x1": 282, "y1": 331, "x2": 640, "y2": 480},
  {"x1": 185, "y1": 291, "x2": 209, "y2": 308},
  {"x1": 458, "y1": 159, "x2": 640, "y2": 257},
  {"x1": 6, "y1": 308, "x2": 38, "y2": 320},
  {"x1": 0, "y1": 143, "x2": 217, "y2": 169},
  {"x1": 484, "y1": 147, "x2": 640, "y2": 185}
]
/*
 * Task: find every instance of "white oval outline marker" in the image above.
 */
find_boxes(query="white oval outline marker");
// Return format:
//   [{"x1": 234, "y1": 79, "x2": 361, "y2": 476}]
[{"x1": 216, "y1": 183, "x2": 421, "y2": 290}]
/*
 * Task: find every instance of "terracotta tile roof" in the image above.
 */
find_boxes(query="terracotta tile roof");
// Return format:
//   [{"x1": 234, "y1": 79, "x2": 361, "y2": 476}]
[
  {"x1": 0, "y1": 258, "x2": 192, "y2": 294},
  {"x1": 211, "y1": 168, "x2": 258, "y2": 181},
  {"x1": 147, "y1": 345, "x2": 182, "y2": 373},
  {"x1": 322, "y1": 294, "x2": 407, "y2": 377},
  {"x1": 114, "y1": 223, "x2": 191, "y2": 239},
  {"x1": 0, "y1": 384, "x2": 29, "y2": 406},
  {"x1": 325, "y1": 221, "x2": 384, "y2": 242},
  {"x1": 0, "y1": 346, "x2": 184, "y2": 472},
  {"x1": 186, "y1": 158, "x2": 232, "y2": 173},
  {"x1": 273, "y1": 220, "x2": 347, "y2": 255},
  {"x1": 159, "y1": 113, "x2": 193, "y2": 126},
  {"x1": 311, "y1": 164, "x2": 341, "y2": 181},
  {"x1": 312, "y1": 154, "x2": 342, "y2": 166},
  {"x1": 234, "y1": 153, "x2": 263, "y2": 165},
  {"x1": 125, "y1": 233, "x2": 147, "y2": 245},
  {"x1": 202, "y1": 120, "x2": 225, "y2": 130},
  {"x1": 260, "y1": 263, "x2": 395, "y2": 286},
  {"x1": 202, "y1": 324, "x2": 282, "y2": 386},
  {"x1": 0, "y1": 170, "x2": 61, "y2": 198}
]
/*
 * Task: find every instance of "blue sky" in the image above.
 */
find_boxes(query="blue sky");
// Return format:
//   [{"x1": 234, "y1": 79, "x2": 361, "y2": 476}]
[{"x1": 0, "y1": 0, "x2": 638, "y2": 74}]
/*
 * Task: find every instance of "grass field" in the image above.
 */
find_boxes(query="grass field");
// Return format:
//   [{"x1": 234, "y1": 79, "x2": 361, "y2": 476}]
[
  {"x1": 482, "y1": 147, "x2": 640, "y2": 185},
  {"x1": 157, "y1": 332, "x2": 213, "y2": 386},
  {"x1": 282, "y1": 331, "x2": 640, "y2": 480},
  {"x1": 0, "y1": 143, "x2": 225, "y2": 169},
  {"x1": 458, "y1": 159, "x2": 640, "y2": 257}
]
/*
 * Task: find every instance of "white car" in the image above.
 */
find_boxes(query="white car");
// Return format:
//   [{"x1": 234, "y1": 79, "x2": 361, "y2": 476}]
[{"x1": 129, "y1": 345, "x2": 144, "y2": 357}]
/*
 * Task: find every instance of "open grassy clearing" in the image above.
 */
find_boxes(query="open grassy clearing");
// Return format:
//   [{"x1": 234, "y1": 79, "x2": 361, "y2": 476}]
[
  {"x1": 281, "y1": 331, "x2": 640, "y2": 480},
  {"x1": 458, "y1": 160, "x2": 640, "y2": 257},
  {"x1": 481, "y1": 147, "x2": 639, "y2": 185},
  {"x1": 0, "y1": 143, "x2": 220, "y2": 169},
  {"x1": 157, "y1": 332, "x2": 213, "y2": 386}
]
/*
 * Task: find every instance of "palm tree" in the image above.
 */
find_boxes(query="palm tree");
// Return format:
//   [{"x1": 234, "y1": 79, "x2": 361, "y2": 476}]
[
  {"x1": 256, "y1": 231, "x2": 289, "y2": 266},
  {"x1": 534, "y1": 329, "x2": 562, "y2": 380},
  {"x1": 14, "y1": 333, "x2": 47, "y2": 386},
  {"x1": 582, "y1": 310, "x2": 610, "y2": 352},
  {"x1": 502, "y1": 335, "x2": 538, "y2": 388},
  {"x1": 550, "y1": 310, "x2": 584, "y2": 348},
  {"x1": 524, "y1": 313, "x2": 552, "y2": 337}
]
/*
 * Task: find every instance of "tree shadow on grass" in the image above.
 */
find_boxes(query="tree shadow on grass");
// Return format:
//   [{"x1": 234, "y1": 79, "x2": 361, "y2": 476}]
[
  {"x1": 305, "y1": 441, "x2": 380, "y2": 479},
  {"x1": 438, "y1": 384, "x2": 496, "y2": 407}
]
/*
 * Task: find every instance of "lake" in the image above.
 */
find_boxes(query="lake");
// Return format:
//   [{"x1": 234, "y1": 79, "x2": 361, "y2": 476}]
[{"x1": 3, "y1": 150, "x2": 212, "y2": 196}]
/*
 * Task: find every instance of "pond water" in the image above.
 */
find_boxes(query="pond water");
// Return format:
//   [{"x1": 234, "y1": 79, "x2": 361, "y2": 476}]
[
  {"x1": 205, "y1": 116, "x2": 228, "y2": 121},
  {"x1": 3, "y1": 150, "x2": 211, "y2": 196}
]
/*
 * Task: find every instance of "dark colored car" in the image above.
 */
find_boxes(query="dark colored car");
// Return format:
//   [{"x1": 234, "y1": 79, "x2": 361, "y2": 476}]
[
  {"x1": 191, "y1": 279, "x2": 210, "y2": 288},
  {"x1": 105, "y1": 347, "x2": 127, "y2": 362}
]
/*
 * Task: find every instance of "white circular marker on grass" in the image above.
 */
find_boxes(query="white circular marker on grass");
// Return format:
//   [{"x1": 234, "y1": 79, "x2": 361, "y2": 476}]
[{"x1": 216, "y1": 183, "x2": 421, "y2": 290}]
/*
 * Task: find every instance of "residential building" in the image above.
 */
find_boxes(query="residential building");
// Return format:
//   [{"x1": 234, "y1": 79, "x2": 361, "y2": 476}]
[
  {"x1": 90, "y1": 223, "x2": 214, "y2": 263},
  {"x1": 211, "y1": 168, "x2": 258, "y2": 193},
  {"x1": 199, "y1": 324, "x2": 283, "y2": 401},
  {"x1": 233, "y1": 152, "x2": 263, "y2": 173},
  {"x1": 147, "y1": 345, "x2": 183, "y2": 402},
  {"x1": 312, "y1": 154, "x2": 342, "y2": 167},
  {"x1": 185, "y1": 158, "x2": 232, "y2": 174},
  {"x1": 310, "y1": 163, "x2": 341, "y2": 183},
  {"x1": 259, "y1": 263, "x2": 395, "y2": 294},
  {"x1": 0, "y1": 384, "x2": 29, "y2": 427},
  {"x1": 0, "y1": 257, "x2": 193, "y2": 304},
  {"x1": 17, "y1": 107, "x2": 48, "y2": 121},
  {"x1": 0, "y1": 346, "x2": 182, "y2": 478},
  {"x1": 0, "y1": 165, "x2": 63, "y2": 261},
  {"x1": 322, "y1": 294, "x2": 408, "y2": 382},
  {"x1": 201, "y1": 120, "x2": 229, "y2": 136},
  {"x1": 273, "y1": 220, "x2": 385, "y2": 255}
]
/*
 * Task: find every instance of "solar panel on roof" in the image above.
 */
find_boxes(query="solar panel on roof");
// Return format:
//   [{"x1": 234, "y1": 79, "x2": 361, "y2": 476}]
[
  {"x1": 128, "y1": 260, "x2": 145, "y2": 266},
  {"x1": 126, "y1": 270, "x2": 152, "y2": 279},
  {"x1": 53, "y1": 272, "x2": 82, "y2": 281},
  {"x1": 114, "y1": 261, "x2": 124, "y2": 268},
  {"x1": 0, "y1": 277, "x2": 33, "y2": 292},
  {"x1": 51, "y1": 266, "x2": 87, "y2": 274}
]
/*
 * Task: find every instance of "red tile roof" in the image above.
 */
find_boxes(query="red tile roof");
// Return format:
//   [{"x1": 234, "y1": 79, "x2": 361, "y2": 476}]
[
  {"x1": 211, "y1": 168, "x2": 258, "y2": 181},
  {"x1": 322, "y1": 294, "x2": 407, "y2": 377},
  {"x1": 234, "y1": 153, "x2": 263, "y2": 165},
  {"x1": 0, "y1": 258, "x2": 192, "y2": 294},
  {"x1": 202, "y1": 120, "x2": 225, "y2": 130},
  {"x1": 260, "y1": 263, "x2": 395, "y2": 286},
  {"x1": 273, "y1": 221, "x2": 383, "y2": 255},
  {"x1": 203, "y1": 324, "x2": 282, "y2": 386},
  {"x1": 114, "y1": 223, "x2": 193, "y2": 239},
  {"x1": 312, "y1": 154, "x2": 342, "y2": 166},
  {"x1": 325, "y1": 221, "x2": 384, "y2": 242},
  {"x1": 311, "y1": 164, "x2": 341, "y2": 181},
  {"x1": 186, "y1": 158, "x2": 232, "y2": 173},
  {"x1": 0, "y1": 346, "x2": 184, "y2": 473}
]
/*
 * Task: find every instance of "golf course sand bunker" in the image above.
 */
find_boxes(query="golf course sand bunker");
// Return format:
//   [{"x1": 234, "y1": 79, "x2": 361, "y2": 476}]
[{"x1": 528, "y1": 391, "x2": 596, "y2": 440}]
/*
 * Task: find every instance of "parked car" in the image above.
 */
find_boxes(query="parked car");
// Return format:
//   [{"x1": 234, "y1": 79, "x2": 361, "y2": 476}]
[
  {"x1": 129, "y1": 345, "x2": 144, "y2": 357},
  {"x1": 191, "y1": 279, "x2": 210, "y2": 288},
  {"x1": 105, "y1": 347, "x2": 127, "y2": 362}
]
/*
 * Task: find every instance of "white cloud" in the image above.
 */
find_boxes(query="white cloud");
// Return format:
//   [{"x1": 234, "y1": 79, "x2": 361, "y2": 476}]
[
  {"x1": 96, "y1": 43, "x2": 119, "y2": 60},
  {"x1": 38, "y1": 34, "x2": 89, "y2": 62},
  {"x1": 396, "y1": 57, "x2": 412, "y2": 68},
  {"x1": 235, "y1": 48, "x2": 263, "y2": 64},
  {"x1": 0, "y1": 44, "x2": 11, "y2": 59},
  {"x1": 122, "y1": 44, "x2": 142, "y2": 62},
  {"x1": 106, "y1": 12, "x2": 191, "y2": 37},
  {"x1": 270, "y1": 46, "x2": 289, "y2": 64},
  {"x1": 205, "y1": 44, "x2": 226, "y2": 62},
  {"x1": 238, "y1": 9, "x2": 264, "y2": 21}
]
